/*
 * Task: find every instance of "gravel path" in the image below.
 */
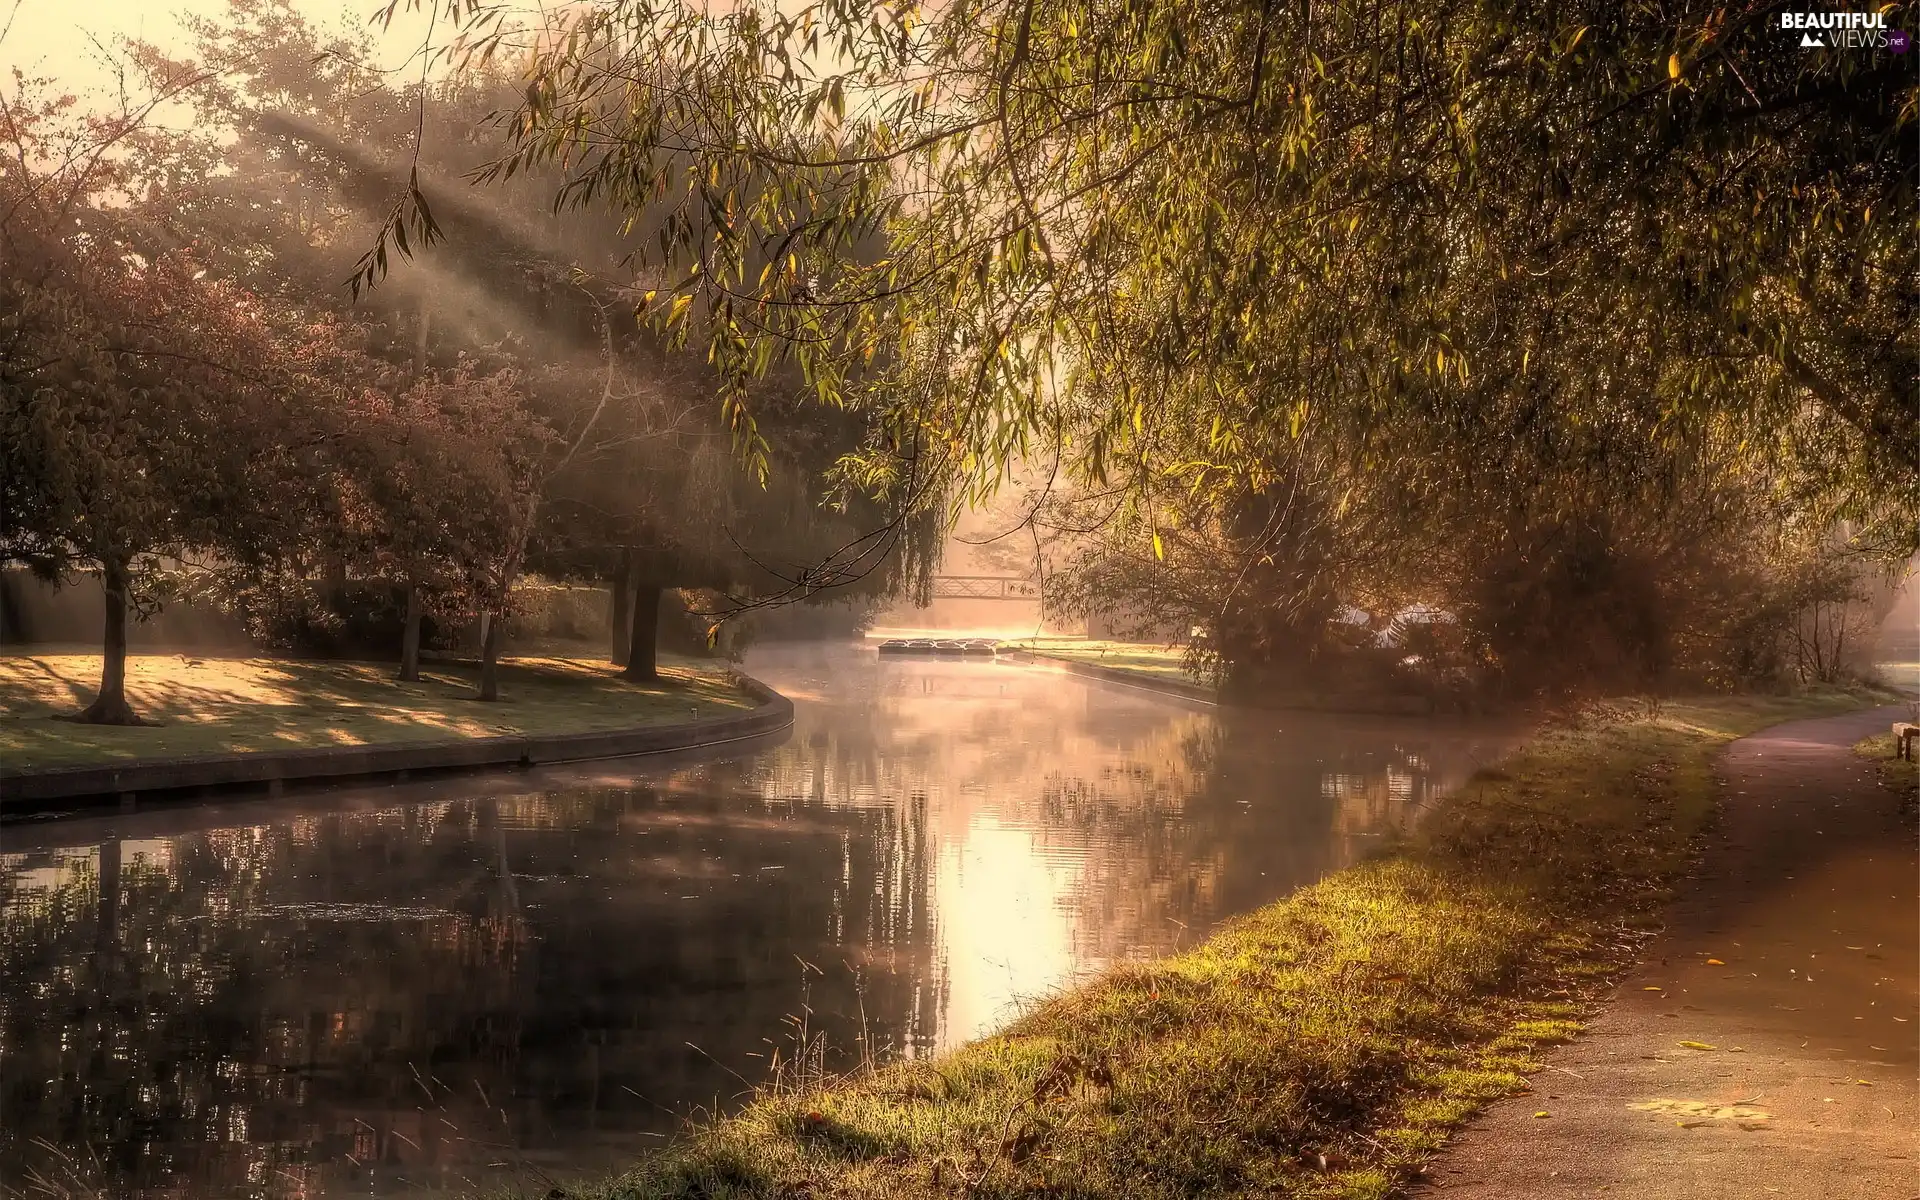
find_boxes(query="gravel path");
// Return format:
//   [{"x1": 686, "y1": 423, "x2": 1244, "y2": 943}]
[{"x1": 1419, "y1": 705, "x2": 1918, "y2": 1199}]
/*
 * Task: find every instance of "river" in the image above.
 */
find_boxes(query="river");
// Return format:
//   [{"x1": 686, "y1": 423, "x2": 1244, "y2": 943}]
[{"x1": 0, "y1": 643, "x2": 1512, "y2": 1198}]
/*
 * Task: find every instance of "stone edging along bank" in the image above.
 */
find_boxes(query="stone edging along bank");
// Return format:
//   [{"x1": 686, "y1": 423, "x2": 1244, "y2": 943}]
[{"x1": 0, "y1": 672, "x2": 794, "y2": 817}]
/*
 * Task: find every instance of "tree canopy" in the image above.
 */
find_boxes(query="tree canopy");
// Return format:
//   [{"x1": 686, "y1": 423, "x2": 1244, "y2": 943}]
[
  {"x1": 370, "y1": 0, "x2": 1914, "y2": 692},
  {"x1": 1, "y1": 2, "x2": 943, "y2": 720}
]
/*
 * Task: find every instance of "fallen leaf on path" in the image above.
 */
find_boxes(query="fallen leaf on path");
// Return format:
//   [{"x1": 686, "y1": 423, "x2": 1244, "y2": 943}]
[
  {"x1": 1533, "y1": 1111, "x2": 1550, "y2": 1119},
  {"x1": 1706, "y1": 958, "x2": 1725, "y2": 965},
  {"x1": 1678, "y1": 1041, "x2": 1717, "y2": 1051},
  {"x1": 1643, "y1": 986, "x2": 1664, "y2": 991}
]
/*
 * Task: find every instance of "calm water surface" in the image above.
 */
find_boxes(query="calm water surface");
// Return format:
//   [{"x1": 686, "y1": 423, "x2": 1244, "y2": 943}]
[{"x1": 0, "y1": 644, "x2": 1511, "y2": 1198}]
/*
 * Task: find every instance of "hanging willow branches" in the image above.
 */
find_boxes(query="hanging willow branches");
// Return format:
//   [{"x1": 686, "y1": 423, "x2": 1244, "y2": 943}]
[{"x1": 362, "y1": 0, "x2": 1913, "y2": 574}]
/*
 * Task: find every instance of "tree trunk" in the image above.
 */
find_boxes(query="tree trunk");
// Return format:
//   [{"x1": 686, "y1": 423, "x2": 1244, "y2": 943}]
[
  {"x1": 72, "y1": 556, "x2": 150, "y2": 725},
  {"x1": 623, "y1": 583, "x2": 662, "y2": 682},
  {"x1": 398, "y1": 578, "x2": 424, "y2": 682},
  {"x1": 477, "y1": 610, "x2": 505, "y2": 701},
  {"x1": 610, "y1": 548, "x2": 634, "y2": 667}
]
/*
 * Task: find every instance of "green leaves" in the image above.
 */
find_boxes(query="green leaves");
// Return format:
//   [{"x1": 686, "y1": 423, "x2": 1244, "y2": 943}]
[
  {"x1": 387, "y1": 0, "x2": 1917, "y2": 641},
  {"x1": 348, "y1": 169, "x2": 444, "y2": 300}
]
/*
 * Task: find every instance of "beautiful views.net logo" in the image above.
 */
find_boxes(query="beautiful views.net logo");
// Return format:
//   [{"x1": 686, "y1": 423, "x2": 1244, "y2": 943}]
[{"x1": 1780, "y1": 10, "x2": 1908, "y2": 51}]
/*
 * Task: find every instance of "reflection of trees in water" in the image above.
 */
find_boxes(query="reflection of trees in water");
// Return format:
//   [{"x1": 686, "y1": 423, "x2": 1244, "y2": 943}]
[
  {"x1": 714, "y1": 661, "x2": 1231, "y2": 986},
  {"x1": 0, "y1": 651, "x2": 1511, "y2": 1199},
  {"x1": 706, "y1": 657, "x2": 1502, "y2": 1018},
  {"x1": 0, "y1": 781, "x2": 940, "y2": 1198},
  {"x1": 0, "y1": 810, "x2": 531, "y2": 1199},
  {"x1": 1031, "y1": 710, "x2": 1511, "y2": 969}
]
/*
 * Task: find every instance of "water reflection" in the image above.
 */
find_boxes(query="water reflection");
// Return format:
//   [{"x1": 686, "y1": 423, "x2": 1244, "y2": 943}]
[{"x1": 0, "y1": 644, "x2": 1511, "y2": 1198}]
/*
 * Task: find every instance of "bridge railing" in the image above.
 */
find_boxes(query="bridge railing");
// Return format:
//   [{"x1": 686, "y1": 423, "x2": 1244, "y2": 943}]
[{"x1": 928, "y1": 576, "x2": 1041, "y2": 601}]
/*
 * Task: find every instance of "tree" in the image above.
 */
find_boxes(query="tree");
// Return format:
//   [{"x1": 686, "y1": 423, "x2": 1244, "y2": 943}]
[
  {"x1": 314, "y1": 357, "x2": 540, "y2": 683},
  {"x1": 371, "y1": 0, "x2": 1911, "y2": 681},
  {"x1": 532, "y1": 364, "x2": 939, "y2": 680},
  {"x1": 0, "y1": 75, "x2": 345, "y2": 721},
  {"x1": 132, "y1": 4, "x2": 941, "y2": 681}
]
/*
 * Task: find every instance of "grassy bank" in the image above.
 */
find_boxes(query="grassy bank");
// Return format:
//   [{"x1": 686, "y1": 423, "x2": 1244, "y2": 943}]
[
  {"x1": 551, "y1": 689, "x2": 1881, "y2": 1200},
  {"x1": 0, "y1": 652, "x2": 753, "y2": 770},
  {"x1": 1004, "y1": 638, "x2": 1198, "y2": 682},
  {"x1": 1853, "y1": 726, "x2": 1919, "y2": 807}
]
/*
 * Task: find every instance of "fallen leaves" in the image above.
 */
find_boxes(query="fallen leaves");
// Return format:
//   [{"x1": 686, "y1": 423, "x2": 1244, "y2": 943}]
[{"x1": 1677, "y1": 1040, "x2": 1717, "y2": 1051}]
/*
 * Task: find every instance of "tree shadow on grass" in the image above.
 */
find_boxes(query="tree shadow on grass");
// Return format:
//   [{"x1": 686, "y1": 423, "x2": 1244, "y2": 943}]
[
  {"x1": 2, "y1": 653, "x2": 751, "y2": 768},
  {"x1": 0, "y1": 656, "x2": 101, "y2": 712}
]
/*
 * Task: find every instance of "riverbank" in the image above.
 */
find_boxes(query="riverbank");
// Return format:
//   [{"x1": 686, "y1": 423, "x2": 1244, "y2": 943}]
[
  {"x1": 995, "y1": 640, "x2": 1216, "y2": 705},
  {"x1": 1001, "y1": 637, "x2": 1197, "y2": 681},
  {"x1": 0, "y1": 651, "x2": 755, "y2": 768},
  {"x1": 548, "y1": 687, "x2": 1888, "y2": 1200},
  {"x1": 1854, "y1": 724, "x2": 1920, "y2": 803},
  {"x1": 996, "y1": 638, "x2": 1437, "y2": 715},
  {"x1": 0, "y1": 651, "x2": 783, "y2": 811}
]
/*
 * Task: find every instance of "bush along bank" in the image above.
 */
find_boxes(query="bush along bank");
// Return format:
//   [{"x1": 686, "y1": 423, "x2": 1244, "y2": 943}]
[{"x1": 562, "y1": 690, "x2": 1887, "y2": 1200}]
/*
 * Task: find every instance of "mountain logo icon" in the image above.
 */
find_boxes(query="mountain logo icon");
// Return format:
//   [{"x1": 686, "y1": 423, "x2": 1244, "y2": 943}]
[{"x1": 1799, "y1": 31, "x2": 1824, "y2": 47}]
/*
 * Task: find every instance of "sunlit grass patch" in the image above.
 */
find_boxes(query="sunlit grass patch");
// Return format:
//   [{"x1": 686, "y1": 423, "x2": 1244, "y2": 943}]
[
  {"x1": 545, "y1": 687, "x2": 1882, "y2": 1200},
  {"x1": 1005, "y1": 638, "x2": 1197, "y2": 681},
  {"x1": 0, "y1": 652, "x2": 753, "y2": 769}
]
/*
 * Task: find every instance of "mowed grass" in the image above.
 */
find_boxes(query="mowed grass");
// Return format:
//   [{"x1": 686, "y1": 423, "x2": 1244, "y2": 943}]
[
  {"x1": 0, "y1": 651, "x2": 754, "y2": 770},
  {"x1": 1005, "y1": 638, "x2": 1198, "y2": 681},
  {"x1": 545, "y1": 689, "x2": 1883, "y2": 1200}
]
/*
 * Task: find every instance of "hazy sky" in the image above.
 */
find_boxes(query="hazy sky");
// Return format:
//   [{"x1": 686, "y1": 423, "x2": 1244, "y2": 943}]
[
  {"x1": 2, "y1": 0, "x2": 228, "y2": 74},
  {"x1": 0, "y1": 0, "x2": 437, "y2": 102}
]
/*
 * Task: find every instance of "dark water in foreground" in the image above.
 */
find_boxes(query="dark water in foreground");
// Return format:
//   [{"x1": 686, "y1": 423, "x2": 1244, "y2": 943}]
[{"x1": 0, "y1": 644, "x2": 1512, "y2": 1198}]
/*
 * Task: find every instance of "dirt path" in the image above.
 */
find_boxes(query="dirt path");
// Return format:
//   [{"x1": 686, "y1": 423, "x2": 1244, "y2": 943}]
[{"x1": 1420, "y1": 705, "x2": 1918, "y2": 1199}]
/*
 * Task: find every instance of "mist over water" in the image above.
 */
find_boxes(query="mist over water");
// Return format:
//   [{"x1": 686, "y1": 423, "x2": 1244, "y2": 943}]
[{"x1": 0, "y1": 645, "x2": 1513, "y2": 1198}]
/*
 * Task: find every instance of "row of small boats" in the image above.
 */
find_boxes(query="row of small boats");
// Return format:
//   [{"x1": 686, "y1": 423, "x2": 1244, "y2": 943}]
[{"x1": 875, "y1": 637, "x2": 1000, "y2": 657}]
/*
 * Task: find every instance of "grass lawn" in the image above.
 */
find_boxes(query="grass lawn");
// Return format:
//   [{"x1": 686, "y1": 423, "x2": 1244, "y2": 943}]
[
  {"x1": 544, "y1": 687, "x2": 1888, "y2": 1200},
  {"x1": 1004, "y1": 637, "x2": 1199, "y2": 682},
  {"x1": 0, "y1": 651, "x2": 754, "y2": 771}
]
